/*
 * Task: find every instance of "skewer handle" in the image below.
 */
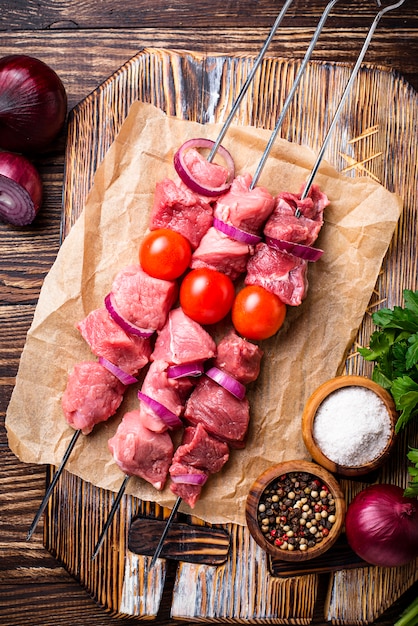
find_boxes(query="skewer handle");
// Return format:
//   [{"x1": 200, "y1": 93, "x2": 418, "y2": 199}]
[
  {"x1": 150, "y1": 496, "x2": 182, "y2": 568},
  {"x1": 91, "y1": 474, "x2": 131, "y2": 560},
  {"x1": 26, "y1": 428, "x2": 82, "y2": 541}
]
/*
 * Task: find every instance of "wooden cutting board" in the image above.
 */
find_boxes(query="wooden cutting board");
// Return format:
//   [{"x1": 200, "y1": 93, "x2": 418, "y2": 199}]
[{"x1": 45, "y1": 48, "x2": 418, "y2": 623}]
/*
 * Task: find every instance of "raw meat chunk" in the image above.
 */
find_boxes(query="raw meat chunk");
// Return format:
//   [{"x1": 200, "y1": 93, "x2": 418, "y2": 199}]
[
  {"x1": 62, "y1": 361, "x2": 125, "y2": 435},
  {"x1": 190, "y1": 227, "x2": 252, "y2": 281},
  {"x1": 108, "y1": 409, "x2": 173, "y2": 490},
  {"x1": 138, "y1": 360, "x2": 190, "y2": 433},
  {"x1": 264, "y1": 184, "x2": 328, "y2": 246},
  {"x1": 184, "y1": 376, "x2": 250, "y2": 447},
  {"x1": 152, "y1": 308, "x2": 216, "y2": 365},
  {"x1": 182, "y1": 147, "x2": 230, "y2": 190},
  {"x1": 111, "y1": 264, "x2": 177, "y2": 332},
  {"x1": 169, "y1": 461, "x2": 208, "y2": 508},
  {"x1": 245, "y1": 243, "x2": 308, "y2": 306},
  {"x1": 150, "y1": 178, "x2": 213, "y2": 249},
  {"x1": 214, "y1": 331, "x2": 263, "y2": 384},
  {"x1": 172, "y1": 424, "x2": 229, "y2": 474},
  {"x1": 214, "y1": 173, "x2": 274, "y2": 233},
  {"x1": 77, "y1": 308, "x2": 152, "y2": 375}
]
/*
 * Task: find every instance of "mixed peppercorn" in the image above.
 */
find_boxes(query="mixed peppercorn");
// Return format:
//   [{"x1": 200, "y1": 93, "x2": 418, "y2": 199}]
[{"x1": 257, "y1": 471, "x2": 337, "y2": 552}]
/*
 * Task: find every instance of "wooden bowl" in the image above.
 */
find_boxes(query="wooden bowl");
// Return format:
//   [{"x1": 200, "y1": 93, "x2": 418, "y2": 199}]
[
  {"x1": 302, "y1": 375, "x2": 398, "y2": 477},
  {"x1": 246, "y1": 460, "x2": 345, "y2": 562}
]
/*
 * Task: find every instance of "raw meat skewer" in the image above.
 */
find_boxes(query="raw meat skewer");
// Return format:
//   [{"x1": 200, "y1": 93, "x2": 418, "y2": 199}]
[
  {"x1": 92, "y1": 310, "x2": 216, "y2": 558},
  {"x1": 149, "y1": 333, "x2": 262, "y2": 566},
  {"x1": 27, "y1": 267, "x2": 174, "y2": 540},
  {"x1": 119, "y1": 3, "x2": 336, "y2": 561}
]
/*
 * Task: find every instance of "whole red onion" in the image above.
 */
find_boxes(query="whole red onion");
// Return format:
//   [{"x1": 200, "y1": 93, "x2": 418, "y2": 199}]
[
  {"x1": 0, "y1": 54, "x2": 67, "y2": 153},
  {"x1": 0, "y1": 151, "x2": 43, "y2": 225},
  {"x1": 345, "y1": 483, "x2": 418, "y2": 567}
]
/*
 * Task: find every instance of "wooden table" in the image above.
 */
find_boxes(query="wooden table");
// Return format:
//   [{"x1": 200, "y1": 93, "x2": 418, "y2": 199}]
[{"x1": 1, "y1": 1, "x2": 418, "y2": 624}]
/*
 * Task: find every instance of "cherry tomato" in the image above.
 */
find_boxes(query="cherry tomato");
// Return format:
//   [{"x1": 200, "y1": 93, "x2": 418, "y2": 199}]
[
  {"x1": 179, "y1": 268, "x2": 235, "y2": 325},
  {"x1": 139, "y1": 228, "x2": 192, "y2": 280},
  {"x1": 232, "y1": 285, "x2": 286, "y2": 340}
]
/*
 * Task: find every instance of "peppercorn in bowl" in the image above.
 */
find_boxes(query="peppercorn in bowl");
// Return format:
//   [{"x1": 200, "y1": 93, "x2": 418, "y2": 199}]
[
  {"x1": 246, "y1": 460, "x2": 345, "y2": 562},
  {"x1": 301, "y1": 375, "x2": 398, "y2": 477}
]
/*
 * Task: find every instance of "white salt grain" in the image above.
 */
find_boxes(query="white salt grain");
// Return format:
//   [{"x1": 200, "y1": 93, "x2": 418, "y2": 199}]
[{"x1": 312, "y1": 386, "x2": 391, "y2": 467}]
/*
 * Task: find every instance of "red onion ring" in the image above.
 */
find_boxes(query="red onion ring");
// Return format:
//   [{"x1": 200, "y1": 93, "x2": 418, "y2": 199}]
[
  {"x1": 171, "y1": 473, "x2": 208, "y2": 485},
  {"x1": 173, "y1": 138, "x2": 235, "y2": 197},
  {"x1": 104, "y1": 293, "x2": 155, "y2": 338},
  {"x1": 137, "y1": 391, "x2": 183, "y2": 429},
  {"x1": 213, "y1": 217, "x2": 262, "y2": 245},
  {"x1": 98, "y1": 357, "x2": 138, "y2": 385},
  {"x1": 265, "y1": 235, "x2": 323, "y2": 262},
  {"x1": 167, "y1": 361, "x2": 205, "y2": 379},
  {"x1": 205, "y1": 366, "x2": 246, "y2": 400}
]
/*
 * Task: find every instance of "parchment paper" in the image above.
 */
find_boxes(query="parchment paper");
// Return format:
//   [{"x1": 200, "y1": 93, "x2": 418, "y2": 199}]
[{"x1": 6, "y1": 101, "x2": 402, "y2": 526}]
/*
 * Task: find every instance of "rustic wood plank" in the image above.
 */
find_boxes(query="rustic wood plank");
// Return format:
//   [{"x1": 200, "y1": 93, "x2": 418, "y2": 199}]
[{"x1": 1, "y1": 0, "x2": 416, "y2": 30}]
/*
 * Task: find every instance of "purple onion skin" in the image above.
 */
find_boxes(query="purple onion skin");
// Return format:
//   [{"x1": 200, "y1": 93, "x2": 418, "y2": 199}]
[
  {"x1": 0, "y1": 55, "x2": 67, "y2": 153},
  {"x1": 345, "y1": 484, "x2": 418, "y2": 567}
]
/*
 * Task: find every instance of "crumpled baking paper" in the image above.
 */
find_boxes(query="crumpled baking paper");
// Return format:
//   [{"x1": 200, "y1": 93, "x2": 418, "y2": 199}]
[{"x1": 6, "y1": 101, "x2": 402, "y2": 526}]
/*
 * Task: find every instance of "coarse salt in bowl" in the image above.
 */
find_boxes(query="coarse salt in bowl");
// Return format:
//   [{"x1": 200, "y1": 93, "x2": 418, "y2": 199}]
[{"x1": 302, "y1": 375, "x2": 398, "y2": 477}]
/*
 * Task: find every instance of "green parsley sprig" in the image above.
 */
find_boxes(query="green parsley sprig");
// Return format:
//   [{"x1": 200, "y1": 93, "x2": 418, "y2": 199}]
[{"x1": 358, "y1": 289, "x2": 418, "y2": 495}]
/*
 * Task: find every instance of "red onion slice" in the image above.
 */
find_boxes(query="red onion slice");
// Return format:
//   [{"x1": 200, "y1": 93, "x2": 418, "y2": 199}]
[
  {"x1": 213, "y1": 218, "x2": 262, "y2": 245},
  {"x1": 98, "y1": 357, "x2": 138, "y2": 385},
  {"x1": 137, "y1": 391, "x2": 183, "y2": 429},
  {"x1": 167, "y1": 361, "x2": 205, "y2": 379},
  {"x1": 171, "y1": 473, "x2": 208, "y2": 485},
  {"x1": 265, "y1": 236, "x2": 324, "y2": 262},
  {"x1": 105, "y1": 293, "x2": 155, "y2": 338},
  {"x1": 0, "y1": 152, "x2": 43, "y2": 226},
  {"x1": 205, "y1": 366, "x2": 246, "y2": 400},
  {"x1": 174, "y1": 138, "x2": 235, "y2": 197}
]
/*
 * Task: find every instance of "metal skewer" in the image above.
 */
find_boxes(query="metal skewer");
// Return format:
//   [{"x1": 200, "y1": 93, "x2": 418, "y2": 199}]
[
  {"x1": 298, "y1": 0, "x2": 407, "y2": 204},
  {"x1": 207, "y1": 0, "x2": 296, "y2": 163},
  {"x1": 26, "y1": 428, "x2": 82, "y2": 540},
  {"x1": 250, "y1": 0, "x2": 341, "y2": 190},
  {"x1": 149, "y1": 496, "x2": 182, "y2": 567},
  {"x1": 247, "y1": 0, "x2": 407, "y2": 202},
  {"x1": 92, "y1": 474, "x2": 131, "y2": 560}
]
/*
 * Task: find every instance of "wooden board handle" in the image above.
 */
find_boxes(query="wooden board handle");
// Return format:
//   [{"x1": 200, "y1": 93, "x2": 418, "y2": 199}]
[{"x1": 128, "y1": 516, "x2": 231, "y2": 565}]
